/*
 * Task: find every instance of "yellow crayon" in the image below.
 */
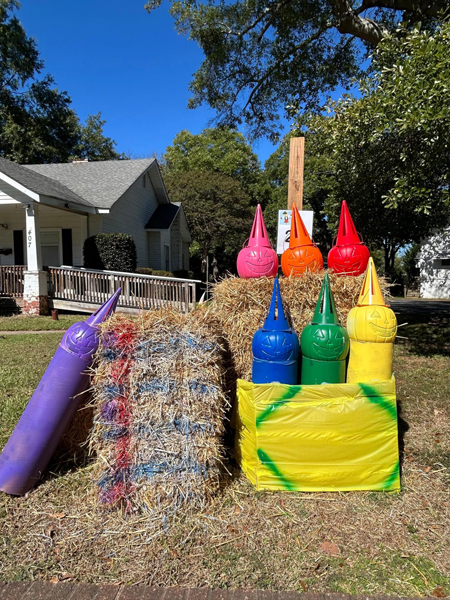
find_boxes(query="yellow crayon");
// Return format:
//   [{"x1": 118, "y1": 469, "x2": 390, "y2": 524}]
[{"x1": 346, "y1": 258, "x2": 397, "y2": 383}]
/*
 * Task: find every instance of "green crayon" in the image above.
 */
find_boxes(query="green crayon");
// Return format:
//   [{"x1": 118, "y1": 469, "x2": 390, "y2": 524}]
[{"x1": 300, "y1": 274, "x2": 349, "y2": 385}]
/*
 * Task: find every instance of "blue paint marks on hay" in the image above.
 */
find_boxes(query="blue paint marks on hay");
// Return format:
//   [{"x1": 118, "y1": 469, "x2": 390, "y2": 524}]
[{"x1": 91, "y1": 311, "x2": 227, "y2": 515}]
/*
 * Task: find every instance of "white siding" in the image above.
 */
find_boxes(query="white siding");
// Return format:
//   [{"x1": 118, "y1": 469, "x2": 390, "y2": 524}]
[
  {"x1": 147, "y1": 231, "x2": 161, "y2": 270},
  {"x1": 0, "y1": 192, "x2": 20, "y2": 204},
  {"x1": 0, "y1": 204, "x2": 87, "y2": 266},
  {"x1": 101, "y1": 176, "x2": 158, "y2": 268},
  {"x1": 39, "y1": 205, "x2": 87, "y2": 266},
  {"x1": 88, "y1": 214, "x2": 103, "y2": 237},
  {"x1": 418, "y1": 228, "x2": 450, "y2": 298},
  {"x1": 0, "y1": 183, "x2": 34, "y2": 204}
]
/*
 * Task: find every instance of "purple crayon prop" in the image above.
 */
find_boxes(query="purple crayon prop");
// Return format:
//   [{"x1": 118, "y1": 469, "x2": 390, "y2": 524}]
[{"x1": 0, "y1": 289, "x2": 121, "y2": 496}]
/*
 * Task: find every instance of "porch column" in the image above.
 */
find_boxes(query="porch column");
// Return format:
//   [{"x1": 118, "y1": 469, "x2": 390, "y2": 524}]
[{"x1": 23, "y1": 203, "x2": 48, "y2": 315}]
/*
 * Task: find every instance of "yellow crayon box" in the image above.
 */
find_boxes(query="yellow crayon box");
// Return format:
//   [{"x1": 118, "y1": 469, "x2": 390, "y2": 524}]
[{"x1": 235, "y1": 378, "x2": 400, "y2": 492}]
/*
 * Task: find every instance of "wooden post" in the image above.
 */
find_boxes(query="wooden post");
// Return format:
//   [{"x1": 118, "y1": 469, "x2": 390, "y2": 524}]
[{"x1": 287, "y1": 137, "x2": 305, "y2": 210}]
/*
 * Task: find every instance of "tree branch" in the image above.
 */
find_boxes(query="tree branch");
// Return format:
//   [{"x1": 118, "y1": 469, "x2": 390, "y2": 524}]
[
  {"x1": 354, "y1": 0, "x2": 448, "y2": 17},
  {"x1": 223, "y1": 0, "x2": 293, "y2": 38},
  {"x1": 330, "y1": 0, "x2": 389, "y2": 44},
  {"x1": 256, "y1": 0, "x2": 293, "y2": 42},
  {"x1": 242, "y1": 26, "x2": 332, "y2": 113}
]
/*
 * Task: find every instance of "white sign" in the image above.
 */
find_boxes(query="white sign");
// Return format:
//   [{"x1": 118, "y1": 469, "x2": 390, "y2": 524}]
[{"x1": 276, "y1": 210, "x2": 314, "y2": 254}]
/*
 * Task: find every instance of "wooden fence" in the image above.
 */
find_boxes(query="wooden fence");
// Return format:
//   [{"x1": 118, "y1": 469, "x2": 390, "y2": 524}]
[
  {"x1": 47, "y1": 266, "x2": 199, "y2": 313},
  {"x1": 0, "y1": 266, "x2": 25, "y2": 297}
]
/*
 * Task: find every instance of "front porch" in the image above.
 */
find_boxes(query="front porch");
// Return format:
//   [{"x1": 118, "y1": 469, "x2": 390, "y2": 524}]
[
  {"x1": 0, "y1": 159, "x2": 198, "y2": 314},
  {"x1": 0, "y1": 265, "x2": 199, "y2": 314},
  {"x1": 0, "y1": 201, "x2": 198, "y2": 315}
]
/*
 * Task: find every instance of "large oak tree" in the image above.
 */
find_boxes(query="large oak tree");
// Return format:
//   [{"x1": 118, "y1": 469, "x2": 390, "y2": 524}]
[{"x1": 145, "y1": 0, "x2": 448, "y2": 139}]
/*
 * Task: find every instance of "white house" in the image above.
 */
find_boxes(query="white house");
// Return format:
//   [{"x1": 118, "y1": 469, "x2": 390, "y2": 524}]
[
  {"x1": 0, "y1": 157, "x2": 191, "y2": 314},
  {"x1": 416, "y1": 228, "x2": 450, "y2": 298}
]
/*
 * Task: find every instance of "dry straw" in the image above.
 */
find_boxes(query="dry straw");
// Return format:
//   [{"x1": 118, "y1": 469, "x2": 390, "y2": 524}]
[
  {"x1": 88, "y1": 271, "x2": 389, "y2": 514},
  {"x1": 205, "y1": 271, "x2": 391, "y2": 381},
  {"x1": 88, "y1": 309, "x2": 229, "y2": 515}
]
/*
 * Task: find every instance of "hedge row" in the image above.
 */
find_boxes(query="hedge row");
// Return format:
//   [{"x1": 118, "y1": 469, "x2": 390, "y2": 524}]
[{"x1": 83, "y1": 234, "x2": 137, "y2": 272}]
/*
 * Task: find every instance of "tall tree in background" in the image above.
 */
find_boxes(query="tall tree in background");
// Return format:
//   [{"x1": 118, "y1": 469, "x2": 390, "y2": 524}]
[
  {"x1": 74, "y1": 113, "x2": 127, "y2": 161},
  {"x1": 163, "y1": 127, "x2": 269, "y2": 276},
  {"x1": 164, "y1": 170, "x2": 254, "y2": 276},
  {"x1": 145, "y1": 0, "x2": 447, "y2": 139},
  {"x1": 162, "y1": 127, "x2": 266, "y2": 202},
  {"x1": 0, "y1": 0, "x2": 123, "y2": 163}
]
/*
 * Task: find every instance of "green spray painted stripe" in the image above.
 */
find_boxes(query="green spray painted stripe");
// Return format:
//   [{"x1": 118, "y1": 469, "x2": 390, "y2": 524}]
[
  {"x1": 383, "y1": 460, "x2": 400, "y2": 490},
  {"x1": 359, "y1": 383, "x2": 400, "y2": 490},
  {"x1": 359, "y1": 383, "x2": 397, "y2": 421},
  {"x1": 257, "y1": 448, "x2": 296, "y2": 491},
  {"x1": 256, "y1": 386, "x2": 302, "y2": 428}
]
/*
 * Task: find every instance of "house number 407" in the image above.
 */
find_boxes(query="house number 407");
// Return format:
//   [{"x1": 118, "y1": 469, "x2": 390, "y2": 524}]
[{"x1": 28, "y1": 229, "x2": 32, "y2": 248}]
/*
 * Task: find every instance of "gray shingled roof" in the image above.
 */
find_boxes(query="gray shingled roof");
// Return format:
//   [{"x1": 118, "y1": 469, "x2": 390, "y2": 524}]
[
  {"x1": 27, "y1": 158, "x2": 155, "y2": 209},
  {"x1": 145, "y1": 202, "x2": 180, "y2": 229},
  {"x1": 0, "y1": 157, "x2": 91, "y2": 206}
]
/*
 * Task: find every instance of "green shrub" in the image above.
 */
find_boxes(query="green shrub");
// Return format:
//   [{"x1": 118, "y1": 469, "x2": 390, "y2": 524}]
[
  {"x1": 83, "y1": 234, "x2": 137, "y2": 272},
  {"x1": 136, "y1": 268, "x2": 174, "y2": 278}
]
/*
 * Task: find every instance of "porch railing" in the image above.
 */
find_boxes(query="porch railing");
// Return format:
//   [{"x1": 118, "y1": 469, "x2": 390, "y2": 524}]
[
  {"x1": 0, "y1": 266, "x2": 25, "y2": 297},
  {"x1": 47, "y1": 266, "x2": 200, "y2": 313}
]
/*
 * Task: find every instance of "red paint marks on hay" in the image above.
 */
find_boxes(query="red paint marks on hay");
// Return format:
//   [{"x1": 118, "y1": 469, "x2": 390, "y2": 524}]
[{"x1": 104, "y1": 320, "x2": 137, "y2": 512}]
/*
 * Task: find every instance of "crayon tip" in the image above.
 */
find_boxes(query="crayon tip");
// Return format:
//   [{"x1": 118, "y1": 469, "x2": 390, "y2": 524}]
[
  {"x1": 248, "y1": 204, "x2": 271, "y2": 248},
  {"x1": 357, "y1": 259, "x2": 385, "y2": 306},
  {"x1": 311, "y1": 274, "x2": 340, "y2": 325},
  {"x1": 336, "y1": 201, "x2": 361, "y2": 246},
  {"x1": 86, "y1": 287, "x2": 121, "y2": 327},
  {"x1": 289, "y1": 204, "x2": 313, "y2": 248},
  {"x1": 263, "y1": 278, "x2": 290, "y2": 331}
]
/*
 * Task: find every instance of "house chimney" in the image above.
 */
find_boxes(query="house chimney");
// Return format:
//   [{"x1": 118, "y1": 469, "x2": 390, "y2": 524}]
[{"x1": 72, "y1": 158, "x2": 89, "y2": 164}]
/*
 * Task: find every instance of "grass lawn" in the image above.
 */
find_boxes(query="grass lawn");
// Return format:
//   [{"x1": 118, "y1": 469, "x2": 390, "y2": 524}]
[
  {"x1": 0, "y1": 314, "x2": 85, "y2": 332},
  {"x1": 0, "y1": 309, "x2": 449, "y2": 594}
]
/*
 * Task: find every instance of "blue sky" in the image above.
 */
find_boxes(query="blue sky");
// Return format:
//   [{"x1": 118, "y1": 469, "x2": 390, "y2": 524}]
[{"x1": 18, "y1": 0, "x2": 287, "y2": 165}]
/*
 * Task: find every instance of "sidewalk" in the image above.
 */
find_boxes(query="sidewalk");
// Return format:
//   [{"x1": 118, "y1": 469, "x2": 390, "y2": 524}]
[
  {"x1": 0, "y1": 584, "x2": 425, "y2": 600},
  {"x1": 0, "y1": 329, "x2": 65, "y2": 335}
]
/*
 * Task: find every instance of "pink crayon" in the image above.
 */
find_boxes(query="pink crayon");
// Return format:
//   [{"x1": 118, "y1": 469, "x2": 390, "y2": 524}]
[{"x1": 237, "y1": 205, "x2": 278, "y2": 278}]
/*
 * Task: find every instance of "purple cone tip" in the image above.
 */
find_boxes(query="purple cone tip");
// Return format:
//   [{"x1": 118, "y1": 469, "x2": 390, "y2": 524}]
[{"x1": 86, "y1": 287, "x2": 121, "y2": 327}]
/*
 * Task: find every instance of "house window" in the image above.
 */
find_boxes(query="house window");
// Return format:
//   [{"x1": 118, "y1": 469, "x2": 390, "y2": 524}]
[
  {"x1": 41, "y1": 229, "x2": 61, "y2": 267},
  {"x1": 440, "y1": 258, "x2": 450, "y2": 267},
  {"x1": 164, "y1": 244, "x2": 170, "y2": 271}
]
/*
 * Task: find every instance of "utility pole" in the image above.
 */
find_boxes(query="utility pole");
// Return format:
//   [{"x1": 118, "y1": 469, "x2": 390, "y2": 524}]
[{"x1": 287, "y1": 137, "x2": 305, "y2": 210}]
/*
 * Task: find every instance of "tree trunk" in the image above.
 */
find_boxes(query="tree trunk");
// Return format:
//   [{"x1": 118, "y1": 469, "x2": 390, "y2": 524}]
[{"x1": 383, "y1": 243, "x2": 398, "y2": 278}]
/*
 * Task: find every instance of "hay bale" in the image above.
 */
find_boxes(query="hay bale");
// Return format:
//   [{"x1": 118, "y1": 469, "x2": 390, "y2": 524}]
[
  {"x1": 206, "y1": 272, "x2": 391, "y2": 381},
  {"x1": 89, "y1": 309, "x2": 229, "y2": 515}
]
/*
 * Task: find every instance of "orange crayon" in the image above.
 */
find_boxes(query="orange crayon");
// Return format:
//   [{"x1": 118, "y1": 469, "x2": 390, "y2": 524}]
[{"x1": 281, "y1": 204, "x2": 323, "y2": 277}]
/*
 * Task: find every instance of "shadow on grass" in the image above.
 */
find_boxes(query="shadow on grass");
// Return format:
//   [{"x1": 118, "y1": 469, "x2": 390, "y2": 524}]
[
  {"x1": 0, "y1": 297, "x2": 21, "y2": 316},
  {"x1": 396, "y1": 399, "x2": 410, "y2": 478},
  {"x1": 396, "y1": 311, "x2": 450, "y2": 356},
  {"x1": 38, "y1": 401, "x2": 95, "y2": 487}
]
